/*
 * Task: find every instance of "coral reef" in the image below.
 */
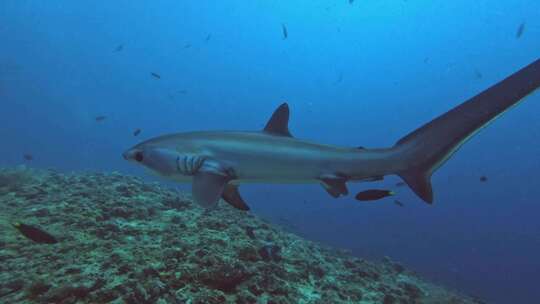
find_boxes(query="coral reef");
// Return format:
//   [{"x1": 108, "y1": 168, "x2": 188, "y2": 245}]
[{"x1": 0, "y1": 168, "x2": 484, "y2": 303}]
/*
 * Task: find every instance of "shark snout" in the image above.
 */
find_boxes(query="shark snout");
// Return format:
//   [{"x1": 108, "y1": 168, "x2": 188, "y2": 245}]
[
  {"x1": 122, "y1": 150, "x2": 133, "y2": 160},
  {"x1": 122, "y1": 149, "x2": 144, "y2": 162}
]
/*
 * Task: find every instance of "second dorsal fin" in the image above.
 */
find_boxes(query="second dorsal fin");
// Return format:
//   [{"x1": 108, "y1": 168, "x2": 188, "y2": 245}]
[
  {"x1": 263, "y1": 103, "x2": 293, "y2": 137},
  {"x1": 320, "y1": 177, "x2": 349, "y2": 198}
]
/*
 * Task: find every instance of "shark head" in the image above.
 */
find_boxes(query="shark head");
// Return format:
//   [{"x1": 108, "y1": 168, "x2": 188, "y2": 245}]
[{"x1": 123, "y1": 144, "x2": 182, "y2": 178}]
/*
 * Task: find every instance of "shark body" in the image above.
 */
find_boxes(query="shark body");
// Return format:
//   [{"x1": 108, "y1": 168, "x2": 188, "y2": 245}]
[{"x1": 124, "y1": 58, "x2": 540, "y2": 210}]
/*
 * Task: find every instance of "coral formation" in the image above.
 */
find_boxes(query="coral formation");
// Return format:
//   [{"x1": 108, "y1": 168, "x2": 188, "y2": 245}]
[{"x1": 0, "y1": 168, "x2": 484, "y2": 303}]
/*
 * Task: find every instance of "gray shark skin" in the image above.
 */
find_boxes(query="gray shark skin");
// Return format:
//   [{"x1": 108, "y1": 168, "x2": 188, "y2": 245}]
[{"x1": 124, "y1": 58, "x2": 540, "y2": 210}]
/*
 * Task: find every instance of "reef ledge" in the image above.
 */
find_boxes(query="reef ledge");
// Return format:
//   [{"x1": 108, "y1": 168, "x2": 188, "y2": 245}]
[{"x1": 0, "y1": 167, "x2": 484, "y2": 303}]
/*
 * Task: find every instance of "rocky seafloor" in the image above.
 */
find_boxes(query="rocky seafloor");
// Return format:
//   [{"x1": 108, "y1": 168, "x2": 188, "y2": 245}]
[{"x1": 0, "y1": 167, "x2": 484, "y2": 304}]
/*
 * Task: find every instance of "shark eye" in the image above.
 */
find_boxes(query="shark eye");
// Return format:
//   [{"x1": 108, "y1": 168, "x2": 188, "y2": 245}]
[{"x1": 134, "y1": 152, "x2": 144, "y2": 162}]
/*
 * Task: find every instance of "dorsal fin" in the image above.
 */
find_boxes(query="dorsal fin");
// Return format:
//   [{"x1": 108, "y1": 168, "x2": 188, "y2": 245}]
[{"x1": 263, "y1": 103, "x2": 293, "y2": 137}]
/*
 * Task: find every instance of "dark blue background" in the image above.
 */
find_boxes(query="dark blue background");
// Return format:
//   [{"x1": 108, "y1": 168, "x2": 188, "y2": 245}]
[{"x1": 1, "y1": 1, "x2": 539, "y2": 303}]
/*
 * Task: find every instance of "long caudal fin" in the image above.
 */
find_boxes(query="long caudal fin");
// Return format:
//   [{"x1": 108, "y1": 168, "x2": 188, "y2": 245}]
[{"x1": 394, "y1": 58, "x2": 540, "y2": 204}]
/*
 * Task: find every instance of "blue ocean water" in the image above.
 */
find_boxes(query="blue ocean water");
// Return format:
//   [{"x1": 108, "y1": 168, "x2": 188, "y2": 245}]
[{"x1": 1, "y1": 1, "x2": 539, "y2": 303}]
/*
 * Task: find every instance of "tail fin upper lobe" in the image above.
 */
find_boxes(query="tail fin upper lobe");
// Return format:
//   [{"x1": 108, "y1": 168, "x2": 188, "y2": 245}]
[{"x1": 394, "y1": 58, "x2": 540, "y2": 204}]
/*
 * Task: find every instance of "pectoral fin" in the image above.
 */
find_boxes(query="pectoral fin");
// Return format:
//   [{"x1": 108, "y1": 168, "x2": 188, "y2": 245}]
[
  {"x1": 320, "y1": 177, "x2": 349, "y2": 198},
  {"x1": 222, "y1": 184, "x2": 250, "y2": 211},
  {"x1": 192, "y1": 171, "x2": 229, "y2": 208}
]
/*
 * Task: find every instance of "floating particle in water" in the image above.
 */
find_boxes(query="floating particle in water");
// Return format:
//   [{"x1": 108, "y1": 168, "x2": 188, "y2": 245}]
[
  {"x1": 23, "y1": 154, "x2": 33, "y2": 161},
  {"x1": 95, "y1": 116, "x2": 107, "y2": 122},
  {"x1": 480, "y1": 176, "x2": 488, "y2": 182}
]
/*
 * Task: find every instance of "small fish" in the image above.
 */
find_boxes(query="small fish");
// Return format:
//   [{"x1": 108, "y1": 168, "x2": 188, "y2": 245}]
[
  {"x1": 516, "y1": 22, "x2": 525, "y2": 39},
  {"x1": 151, "y1": 72, "x2": 161, "y2": 79},
  {"x1": 177, "y1": 90, "x2": 188, "y2": 95},
  {"x1": 335, "y1": 72, "x2": 343, "y2": 84},
  {"x1": 95, "y1": 116, "x2": 107, "y2": 122},
  {"x1": 205, "y1": 33, "x2": 212, "y2": 42},
  {"x1": 474, "y1": 69, "x2": 483, "y2": 79},
  {"x1": 480, "y1": 175, "x2": 488, "y2": 182},
  {"x1": 133, "y1": 128, "x2": 141, "y2": 136},
  {"x1": 423, "y1": 57, "x2": 430, "y2": 64},
  {"x1": 394, "y1": 200, "x2": 404, "y2": 207},
  {"x1": 349, "y1": 0, "x2": 354, "y2": 4},
  {"x1": 356, "y1": 189, "x2": 395, "y2": 201},
  {"x1": 23, "y1": 154, "x2": 33, "y2": 161},
  {"x1": 13, "y1": 222, "x2": 58, "y2": 244},
  {"x1": 0, "y1": 63, "x2": 23, "y2": 72},
  {"x1": 114, "y1": 44, "x2": 124, "y2": 52},
  {"x1": 395, "y1": 181, "x2": 406, "y2": 187},
  {"x1": 244, "y1": 226, "x2": 256, "y2": 239},
  {"x1": 281, "y1": 23, "x2": 288, "y2": 40},
  {"x1": 258, "y1": 244, "x2": 281, "y2": 262},
  {"x1": 184, "y1": 44, "x2": 191, "y2": 49}
]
